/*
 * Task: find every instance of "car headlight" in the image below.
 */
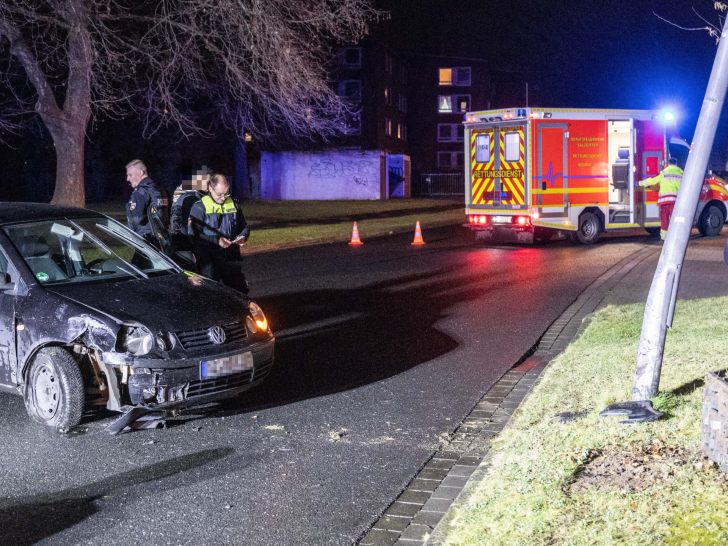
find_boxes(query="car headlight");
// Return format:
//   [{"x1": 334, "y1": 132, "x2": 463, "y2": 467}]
[
  {"x1": 117, "y1": 325, "x2": 154, "y2": 356},
  {"x1": 248, "y1": 302, "x2": 268, "y2": 332}
]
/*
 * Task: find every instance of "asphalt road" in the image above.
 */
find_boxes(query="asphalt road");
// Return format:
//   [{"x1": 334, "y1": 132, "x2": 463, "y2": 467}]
[{"x1": 0, "y1": 226, "x2": 654, "y2": 546}]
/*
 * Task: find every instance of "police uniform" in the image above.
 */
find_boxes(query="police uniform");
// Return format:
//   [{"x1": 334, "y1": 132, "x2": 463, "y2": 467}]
[
  {"x1": 188, "y1": 195, "x2": 250, "y2": 292},
  {"x1": 639, "y1": 164, "x2": 683, "y2": 240},
  {"x1": 126, "y1": 177, "x2": 169, "y2": 242}
]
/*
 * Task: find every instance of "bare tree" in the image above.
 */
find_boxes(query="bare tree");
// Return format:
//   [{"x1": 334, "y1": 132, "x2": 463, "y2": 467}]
[{"x1": 0, "y1": 1, "x2": 378, "y2": 207}]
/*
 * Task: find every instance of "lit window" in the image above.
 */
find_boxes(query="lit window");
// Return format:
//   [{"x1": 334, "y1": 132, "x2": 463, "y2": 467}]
[
  {"x1": 475, "y1": 134, "x2": 490, "y2": 163},
  {"x1": 384, "y1": 87, "x2": 392, "y2": 105},
  {"x1": 385, "y1": 118, "x2": 392, "y2": 136},
  {"x1": 439, "y1": 68, "x2": 452, "y2": 86},
  {"x1": 457, "y1": 95, "x2": 470, "y2": 112},
  {"x1": 504, "y1": 132, "x2": 521, "y2": 162},
  {"x1": 397, "y1": 124, "x2": 402, "y2": 139},
  {"x1": 244, "y1": 133, "x2": 252, "y2": 142},
  {"x1": 438, "y1": 96, "x2": 453, "y2": 113},
  {"x1": 439, "y1": 67, "x2": 471, "y2": 86}
]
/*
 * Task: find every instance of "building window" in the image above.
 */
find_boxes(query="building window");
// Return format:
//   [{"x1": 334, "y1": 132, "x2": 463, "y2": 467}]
[
  {"x1": 342, "y1": 47, "x2": 361, "y2": 67},
  {"x1": 345, "y1": 112, "x2": 361, "y2": 135},
  {"x1": 385, "y1": 118, "x2": 392, "y2": 136},
  {"x1": 438, "y1": 124, "x2": 465, "y2": 142},
  {"x1": 385, "y1": 54, "x2": 393, "y2": 74},
  {"x1": 398, "y1": 123, "x2": 406, "y2": 141},
  {"x1": 475, "y1": 134, "x2": 491, "y2": 163},
  {"x1": 504, "y1": 132, "x2": 521, "y2": 162},
  {"x1": 400, "y1": 65, "x2": 407, "y2": 83},
  {"x1": 438, "y1": 152, "x2": 463, "y2": 169},
  {"x1": 384, "y1": 87, "x2": 392, "y2": 105},
  {"x1": 438, "y1": 95, "x2": 470, "y2": 113},
  {"x1": 439, "y1": 67, "x2": 471, "y2": 86},
  {"x1": 338, "y1": 80, "x2": 362, "y2": 101},
  {"x1": 399, "y1": 94, "x2": 407, "y2": 112}
]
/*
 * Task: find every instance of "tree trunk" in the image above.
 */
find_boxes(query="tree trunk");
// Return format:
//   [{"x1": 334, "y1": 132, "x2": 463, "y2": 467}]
[{"x1": 47, "y1": 119, "x2": 87, "y2": 208}]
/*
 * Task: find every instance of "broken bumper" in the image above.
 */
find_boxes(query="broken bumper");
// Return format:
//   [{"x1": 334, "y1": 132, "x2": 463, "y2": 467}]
[{"x1": 123, "y1": 339, "x2": 275, "y2": 407}]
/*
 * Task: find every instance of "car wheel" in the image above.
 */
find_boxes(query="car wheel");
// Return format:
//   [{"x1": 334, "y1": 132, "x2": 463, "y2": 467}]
[
  {"x1": 698, "y1": 205, "x2": 725, "y2": 237},
  {"x1": 24, "y1": 347, "x2": 84, "y2": 431},
  {"x1": 572, "y1": 212, "x2": 601, "y2": 244}
]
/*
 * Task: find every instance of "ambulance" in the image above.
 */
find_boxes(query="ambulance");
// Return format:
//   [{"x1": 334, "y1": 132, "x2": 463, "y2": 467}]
[{"x1": 463, "y1": 107, "x2": 728, "y2": 244}]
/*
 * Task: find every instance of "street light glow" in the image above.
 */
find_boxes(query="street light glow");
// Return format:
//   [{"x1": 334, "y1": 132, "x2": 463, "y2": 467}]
[{"x1": 662, "y1": 110, "x2": 675, "y2": 122}]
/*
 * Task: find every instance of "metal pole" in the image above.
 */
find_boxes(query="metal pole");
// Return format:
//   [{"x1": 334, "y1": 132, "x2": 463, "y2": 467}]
[{"x1": 602, "y1": 23, "x2": 728, "y2": 423}]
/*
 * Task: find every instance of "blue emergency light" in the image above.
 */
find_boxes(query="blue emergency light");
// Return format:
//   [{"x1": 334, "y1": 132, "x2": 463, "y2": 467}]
[{"x1": 662, "y1": 110, "x2": 675, "y2": 122}]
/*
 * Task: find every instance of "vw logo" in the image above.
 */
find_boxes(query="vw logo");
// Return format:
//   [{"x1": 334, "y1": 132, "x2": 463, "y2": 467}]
[{"x1": 208, "y1": 326, "x2": 226, "y2": 345}]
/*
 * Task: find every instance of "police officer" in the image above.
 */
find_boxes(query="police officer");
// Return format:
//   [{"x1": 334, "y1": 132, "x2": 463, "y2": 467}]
[
  {"x1": 188, "y1": 173, "x2": 250, "y2": 293},
  {"x1": 125, "y1": 159, "x2": 169, "y2": 244},
  {"x1": 639, "y1": 157, "x2": 683, "y2": 240}
]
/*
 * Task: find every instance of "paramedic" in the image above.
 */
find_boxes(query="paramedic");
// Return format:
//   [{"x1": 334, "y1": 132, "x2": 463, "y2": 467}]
[{"x1": 639, "y1": 157, "x2": 682, "y2": 240}]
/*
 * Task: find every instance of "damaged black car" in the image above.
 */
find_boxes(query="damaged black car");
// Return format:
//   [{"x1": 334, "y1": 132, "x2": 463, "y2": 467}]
[{"x1": 0, "y1": 204, "x2": 274, "y2": 430}]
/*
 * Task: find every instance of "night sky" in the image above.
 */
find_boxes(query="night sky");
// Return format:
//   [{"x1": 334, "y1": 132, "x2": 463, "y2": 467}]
[{"x1": 379, "y1": 0, "x2": 722, "y2": 141}]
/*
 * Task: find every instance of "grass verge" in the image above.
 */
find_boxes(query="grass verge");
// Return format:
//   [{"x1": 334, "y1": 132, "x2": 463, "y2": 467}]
[
  {"x1": 243, "y1": 207, "x2": 464, "y2": 249},
  {"x1": 442, "y1": 297, "x2": 728, "y2": 546}
]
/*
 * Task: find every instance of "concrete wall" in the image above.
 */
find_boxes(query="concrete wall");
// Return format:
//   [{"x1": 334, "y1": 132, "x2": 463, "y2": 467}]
[{"x1": 261, "y1": 150, "x2": 383, "y2": 200}]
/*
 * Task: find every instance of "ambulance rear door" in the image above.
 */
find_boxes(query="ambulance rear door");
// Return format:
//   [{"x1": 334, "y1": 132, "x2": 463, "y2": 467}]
[{"x1": 469, "y1": 123, "x2": 528, "y2": 212}]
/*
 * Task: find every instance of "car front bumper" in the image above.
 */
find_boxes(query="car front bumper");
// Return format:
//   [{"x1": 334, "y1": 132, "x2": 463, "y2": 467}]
[{"x1": 124, "y1": 339, "x2": 275, "y2": 407}]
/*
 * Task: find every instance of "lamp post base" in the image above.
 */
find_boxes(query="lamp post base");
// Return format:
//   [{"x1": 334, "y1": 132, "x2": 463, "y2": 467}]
[{"x1": 599, "y1": 400, "x2": 663, "y2": 423}]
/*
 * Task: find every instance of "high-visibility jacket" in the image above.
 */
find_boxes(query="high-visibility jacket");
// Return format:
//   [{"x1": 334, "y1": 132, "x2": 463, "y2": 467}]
[
  {"x1": 188, "y1": 195, "x2": 249, "y2": 251},
  {"x1": 639, "y1": 164, "x2": 683, "y2": 206}
]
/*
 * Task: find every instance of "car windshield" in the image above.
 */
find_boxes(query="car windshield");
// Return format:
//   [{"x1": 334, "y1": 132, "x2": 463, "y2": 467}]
[{"x1": 3, "y1": 217, "x2": 178, "y2": 285}]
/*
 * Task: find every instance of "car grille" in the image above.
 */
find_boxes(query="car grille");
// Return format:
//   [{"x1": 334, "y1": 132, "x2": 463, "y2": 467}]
[
  {"x1": 186, "y1": 359, "x2": 274, "y2": 398},
  {"x1": 175, "y1": 321, "x2": 248, "y2": 350}
]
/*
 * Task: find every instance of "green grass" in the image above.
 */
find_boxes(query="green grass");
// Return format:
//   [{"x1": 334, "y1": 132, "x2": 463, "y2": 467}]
[
  {"x1": 441, "y1": 298, "x2": 728, "y2": 546},
  {"x1": 90, "y1": 199, "x2": 465, "y2": 249},
  {"x1": 243, "y1": 207, "x2": 464, "y2": 248}
]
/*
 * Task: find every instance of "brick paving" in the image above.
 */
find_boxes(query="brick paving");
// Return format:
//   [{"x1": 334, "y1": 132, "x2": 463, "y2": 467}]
[{"x1": 356, "y1": 245, "x2": 659, "y2": 546}]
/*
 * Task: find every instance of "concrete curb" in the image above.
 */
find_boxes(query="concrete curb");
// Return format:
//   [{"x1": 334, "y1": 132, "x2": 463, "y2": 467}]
[{"x1": 356, "y1": 244, "x2": 660, "y2": 546}]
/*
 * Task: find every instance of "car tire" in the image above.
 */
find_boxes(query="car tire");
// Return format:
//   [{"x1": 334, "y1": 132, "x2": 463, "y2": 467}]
[
  {"x1": 24, "y1": 347, "x2": 84, "y2": 431},
  {"x1": 698, "y1": 204, "x2": 725, "y2": 237},
  {"x1": 571, "y1": 212, "x2": 601, "y2": 245}
]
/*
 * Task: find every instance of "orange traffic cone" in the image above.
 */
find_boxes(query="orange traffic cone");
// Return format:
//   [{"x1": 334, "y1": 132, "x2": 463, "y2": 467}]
[
  {"x1": 411, "y1": 221, "x2": 425, "y2": 245},
  {"x1": 349, "y1": 222, "x2": 363, "y2": 245}
]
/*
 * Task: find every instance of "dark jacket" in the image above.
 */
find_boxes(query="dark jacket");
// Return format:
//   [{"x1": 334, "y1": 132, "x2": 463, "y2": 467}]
[
  {"x1": 188, "y1": 195, "x2": 250, "y2": 255},
  {"x1": 171, "y1": 187, "x2": 205, "y2": 235},
  {"x1": 126, "y1": 177, "x2": 168, "y2": 239}
]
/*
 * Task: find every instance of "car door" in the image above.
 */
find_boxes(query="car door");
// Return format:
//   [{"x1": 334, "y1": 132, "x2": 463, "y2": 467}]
[{"x1": 0, "y1": 245, "x2": 18, "y2": 386}]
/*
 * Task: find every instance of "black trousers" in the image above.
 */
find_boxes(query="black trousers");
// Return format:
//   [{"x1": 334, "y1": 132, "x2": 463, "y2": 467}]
[{"x1": 196, "y1": 250, "x2": 249, "y2": 294}]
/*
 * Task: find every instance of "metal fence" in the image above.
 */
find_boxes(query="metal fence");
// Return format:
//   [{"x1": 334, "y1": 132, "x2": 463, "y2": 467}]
[{"x1": 414, "y1": 173, "x2": 465, "y2": 196}]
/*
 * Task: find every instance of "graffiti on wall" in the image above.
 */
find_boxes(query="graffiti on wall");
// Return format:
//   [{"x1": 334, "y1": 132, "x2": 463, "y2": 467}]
[{"x1": 308, "y1": 159, "x2": 377, "y2": 186}]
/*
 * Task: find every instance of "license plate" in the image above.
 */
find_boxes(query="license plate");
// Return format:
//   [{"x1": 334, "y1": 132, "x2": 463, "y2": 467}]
[
  {"x1": 201, "y1": 352, "x2": 254, "y2": 379},
  {"x1": 493, "y1": 216, "x2": 512, "y2": 223}
]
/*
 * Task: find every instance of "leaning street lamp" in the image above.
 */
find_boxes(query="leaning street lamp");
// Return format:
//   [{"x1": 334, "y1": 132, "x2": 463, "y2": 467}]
[{"x1": 601, "y1": 22, "x2": 728, "y2": 423}]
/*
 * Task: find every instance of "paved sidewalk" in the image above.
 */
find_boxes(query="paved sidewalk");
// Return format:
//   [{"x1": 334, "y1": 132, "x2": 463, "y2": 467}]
[{"x1": 356, "y1": 234, "x2": 728, "y2": 546}]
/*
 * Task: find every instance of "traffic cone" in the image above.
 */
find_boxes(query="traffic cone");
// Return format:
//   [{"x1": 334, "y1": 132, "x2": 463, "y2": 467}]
[
  {"x1": 411, "y1": 221, "x2": 425, "y2": 245},
  {"x1": 349, "y1": 222, "x2": 363, "y2": 245}
]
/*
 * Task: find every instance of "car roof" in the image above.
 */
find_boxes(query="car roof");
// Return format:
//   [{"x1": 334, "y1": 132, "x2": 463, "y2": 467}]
[{"x1": 0, "y1": 203, "x2": 106, "y2": 225}]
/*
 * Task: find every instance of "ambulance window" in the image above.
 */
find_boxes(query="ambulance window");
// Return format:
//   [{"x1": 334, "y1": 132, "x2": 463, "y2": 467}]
[
  {"x1": 504, "y1": 132, "x2": 520, "y2": 162},
  {"x1": 475, "y1": 134, "x2": 490, "y2": 163}
]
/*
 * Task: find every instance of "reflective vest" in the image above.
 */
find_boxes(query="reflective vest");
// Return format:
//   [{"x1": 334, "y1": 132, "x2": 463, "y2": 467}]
[
  {"x1": 199, "y1": 195, "x2": 239, "y2": 239},
  {"x1": 639, "y1": 164, "x2": 682, "y2": 206}
]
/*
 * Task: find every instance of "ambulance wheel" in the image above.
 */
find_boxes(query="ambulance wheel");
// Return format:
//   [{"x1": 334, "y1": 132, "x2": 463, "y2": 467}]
[
  {"x1": 645, "y1": 227, "x2": 661, "y2": 238},
  {"x1": 572, "y1": 212, "x2": 601, "y2": 245},
  {"x1": 698, "y1": 205, "x2": 725, "y2": 237}
]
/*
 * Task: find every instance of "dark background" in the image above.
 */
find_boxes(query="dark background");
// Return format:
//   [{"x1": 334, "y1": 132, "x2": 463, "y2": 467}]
[{"x1": 0, "y1": 0, "x2": 724, "y2": 202}]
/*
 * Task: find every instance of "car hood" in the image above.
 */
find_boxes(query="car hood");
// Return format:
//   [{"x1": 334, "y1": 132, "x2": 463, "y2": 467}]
[{"x1": 46, "y1": 272, "x2": 250, "y2": 333}]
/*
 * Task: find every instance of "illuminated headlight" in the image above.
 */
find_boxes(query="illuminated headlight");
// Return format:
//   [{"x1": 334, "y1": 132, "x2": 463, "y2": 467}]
[
  {"x1": 117, "y1": 325, "x2": 154, "y2": 356},
  {"x1": 247, "y1": 302, "x2": 269, "y2": 332}
]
